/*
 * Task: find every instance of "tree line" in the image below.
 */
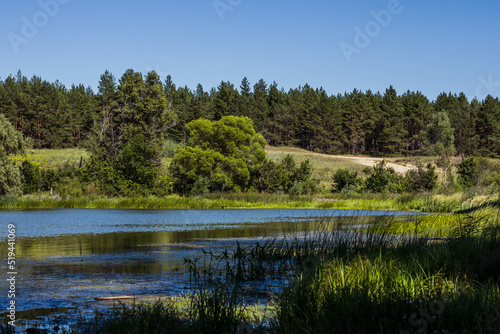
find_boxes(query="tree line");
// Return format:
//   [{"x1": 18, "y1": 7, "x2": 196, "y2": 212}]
[{"x1": 1, "y1": 70, "x2": 500, "y2": 158}]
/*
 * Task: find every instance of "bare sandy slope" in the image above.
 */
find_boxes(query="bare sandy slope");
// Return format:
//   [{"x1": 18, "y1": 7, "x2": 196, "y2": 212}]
[
  {"x1": 336, "y1": 156, "x2": 414, "y2": 174},
  {"x1": 306, "y1": 153, "x2": 415, "y2": 174},
  {"x1": 266, "y1": 147, "x2": 417, "y2": 174}
]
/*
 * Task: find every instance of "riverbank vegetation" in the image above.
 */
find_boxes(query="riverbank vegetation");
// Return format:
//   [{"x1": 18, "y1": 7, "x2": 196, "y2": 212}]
[
  {"x1": 2, "y1": 69, "x2": 500, "y2": 208},
  {"x1": 0, "y1": 192, "x2": 494, "y2": 213}
]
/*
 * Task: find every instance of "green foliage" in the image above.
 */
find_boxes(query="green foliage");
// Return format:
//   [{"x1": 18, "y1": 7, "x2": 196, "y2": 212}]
[
  {"x1": 365, "y1": 160, "x2": 405, "y2": 193},
  {"x1": 20, "y1": 159, "x2": 82, "y2": 195},
  {"x1": 288, "y1": 181, "x2": 303, "y2": 196},
  {"x1": 405, "y1": 163, "x2": 438, "y2": 192},
  {"x1": 118, "y1": 134, "x2": 158, "y2": 187},
  {"x1": 428, "y1": 111, "x2": 456, "y2": 184},
  {"x1": 82, "y1": 70, "x2": 177, "y2": 195},
  {"x1": 457, "y1": 157, "x2": 478, "y2": 188},
  {"x1": 2, "y1": 71, "x2": 500, "y2": 159},
  {"x1": 162, "y1": 139, "x2": 182, "y2": 158},
  {"x1": 256, "y1": 159, "x2": 287, "y2": 193},
  {"x1": 428, "y1": 111, "x2": 456, "y2": 155},
  {"x1": 171, "y1": 118, "x2": 320, "y2": 195},
  {"x1": 171, "y1": 116, "x2": 264, "y2": 193},
  {"x1": 0, "y1": 114, "x2": 26, "y2": 158},
  {"x1": 256, "y1": 155, "x2": 319, "y2": 194},
  {"x1": 0, "y1": 114, "x2": 27, "y2": 196},
  {"x1": 331, "y1": 168, "x2": 362, "y2": 192},
  {"x1": 170, "y1": 146, "x2": 250, "y2": 193},
  {"x1": 55, "y1": 176, "x2": 84, "y2": 198},
  {"x1": 80, "y1": 156, "x2": 126, "y2": 195},
  {"x1": 190, "y1": 176, "x2": 210, "y2": 196},
  {"x1": 0, "y1": 159, "x2": 22, "y2": 197},
  {"x1": 21, "y1": 160, "x2": 41, "y2": 194}
]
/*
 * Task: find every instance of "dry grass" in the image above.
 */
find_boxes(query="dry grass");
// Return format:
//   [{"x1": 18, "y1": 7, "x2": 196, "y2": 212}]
[
  {"x1": 13, "y1": 148, "x2": 88, "y2": 168},
  {"x1": 266, "y1": 146, "x2": 417, "y2": 186}
]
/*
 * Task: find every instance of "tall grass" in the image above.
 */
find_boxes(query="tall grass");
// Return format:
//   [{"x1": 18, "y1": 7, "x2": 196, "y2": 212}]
[{"x1": 0, "y1": 192, "x2": 479, "y2": 212}]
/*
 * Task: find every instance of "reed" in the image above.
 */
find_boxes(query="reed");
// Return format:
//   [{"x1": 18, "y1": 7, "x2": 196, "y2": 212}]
[{"x1": 0, "y1": 192, "x2": 485, "y2": 212}]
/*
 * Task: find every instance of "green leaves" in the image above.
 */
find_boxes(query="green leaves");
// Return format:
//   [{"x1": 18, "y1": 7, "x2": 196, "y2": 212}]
[
  {"x1": 170, "y1": 146, "x2": 250, "y2": 193},
  {"x1": 365, "y1": 160, "x2": 405, "y2": 193},
  {"x1": 332, "y1": 168, "x2": 362, "y2": 193},
  {"x1": 0, "y1": 114, "x2": 26, "y2": 158},
  {"x1": 82, "y1": 70, "x2": 177, "y2": 195},
  {"x1": 0, "y1": 114, "x2": 28, "y2": 196},
  {"x1": 457, "y1": 158, "x2": 478, "y2": 188},
  {"x1": 171, "y1": 116, "x2": 265, "y2": 193}
]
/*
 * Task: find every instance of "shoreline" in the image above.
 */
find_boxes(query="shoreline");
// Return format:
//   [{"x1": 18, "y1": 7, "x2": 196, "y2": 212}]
[{"x1": 0, "y1": 193, "x2": 488, "y2": 213}]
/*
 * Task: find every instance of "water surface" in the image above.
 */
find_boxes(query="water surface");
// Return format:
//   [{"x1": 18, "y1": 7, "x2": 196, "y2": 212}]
[{"x1": 0, "y1": 208, "x2": 421, "y2": 325}]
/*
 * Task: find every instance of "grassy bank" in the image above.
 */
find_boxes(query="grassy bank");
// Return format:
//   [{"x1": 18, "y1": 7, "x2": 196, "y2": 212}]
[{"x1": 0, "y1": 192, "x2": 488, "y2": 212}]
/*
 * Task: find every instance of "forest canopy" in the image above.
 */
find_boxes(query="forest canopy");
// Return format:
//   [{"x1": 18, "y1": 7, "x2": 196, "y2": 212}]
[{"x1": 1, "y1": 70, "x2": 500, "y2": 158}]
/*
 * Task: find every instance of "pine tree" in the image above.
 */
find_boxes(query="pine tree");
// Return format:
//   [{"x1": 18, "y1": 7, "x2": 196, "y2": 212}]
[
  {"x1": 253, "y1": 79, "x2": 268, "y2": 132},
  {"x1": 401, "y1": 90, "x2": 432, "y2": 155},
  {"x1": 342, "y1": 89, "x2": 367, "y2": 154},
  {"x1": 477, "y1": 95, "x2": 500, "y2": 157},
  {"x1": 213, "y1": 81, "x2": 239, "y2": 120},
  {"x1": 378, "y1": 86, "x2": 407, "y2": 155}
]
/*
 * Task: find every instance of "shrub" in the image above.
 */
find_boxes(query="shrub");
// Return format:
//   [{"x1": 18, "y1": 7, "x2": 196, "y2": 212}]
[
  {"x1": 405, "y1": 163, "x2": 438, "y2": 192},
  {"x1": 289, "y1": 181, "x2": 303, "y2": 196},
  {"x1": 365, "y1": 161, "x2": 405, "y2": 193},
  {"x1": 21, "y1": 160, "x2": 41, "y2": 194},
  {"x1": 55, "y1": 176, "x2": 84, "y2": 198},
  {"x1": 331, "y1": 168, "x2": 361, "y2": 192},
  {"x1": 457, "y1": 157, "x2": 478, "y2": 188},
  {"x1": 162, "y1": 139, "x2": 182, "y2": 158},
  {"x1": 257, "y1": 155, "x2": 319, "y2": 194},
  {"x1": 191, "y1": 176, "x2": 210, "y2": 196},
  {"x1": 0, "y1": 158, "x2": 22, "y2": 197},
  {"x1": 118, "y1": 134, "x2": 159, "y2": 188}
]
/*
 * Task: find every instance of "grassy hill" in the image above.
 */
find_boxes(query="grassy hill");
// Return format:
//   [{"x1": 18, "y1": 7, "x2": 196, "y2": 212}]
[{"x1": 15, "y1": 146, "x2": 444, "y2": 187}]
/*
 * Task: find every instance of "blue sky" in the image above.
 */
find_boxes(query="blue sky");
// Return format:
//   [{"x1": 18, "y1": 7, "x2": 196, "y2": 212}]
[{"x1": 1, "y1": 0, "x2": 499, "y2": 100}]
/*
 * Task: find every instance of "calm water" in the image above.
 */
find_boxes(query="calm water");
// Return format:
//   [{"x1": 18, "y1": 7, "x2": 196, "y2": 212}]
[{"x1": 0, "y1": 208, "x2": 421, "y2": 326}]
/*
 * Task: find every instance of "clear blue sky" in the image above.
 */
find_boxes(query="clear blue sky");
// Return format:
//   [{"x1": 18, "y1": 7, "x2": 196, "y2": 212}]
[{"x1": 1, "y1": 0, "x2": 499, "y2": 101}]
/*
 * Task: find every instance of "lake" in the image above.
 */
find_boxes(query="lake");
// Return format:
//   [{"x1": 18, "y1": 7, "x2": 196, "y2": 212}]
[{"x1": 0, "y1": 208, "x2": 422, "y2": 327}]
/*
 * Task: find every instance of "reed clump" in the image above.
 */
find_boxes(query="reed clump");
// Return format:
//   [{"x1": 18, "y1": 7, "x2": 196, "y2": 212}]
[{"x1": 0, "y1": 192, "x2": 482, "y2": 212}]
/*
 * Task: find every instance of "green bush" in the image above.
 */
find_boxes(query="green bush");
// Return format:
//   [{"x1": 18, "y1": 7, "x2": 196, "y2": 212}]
[
  {"x1": 55, "y1": 176, "x2": 84, "y2": 198},
  {"x1": 257, "y1": 155, "x2": 319, "y2": 194},
  {"x1": 331, "y1": 168, "x2": 362, "y2": 192},
  {"x1": 21, "y1": 160, "x2": 41, "y2": 194},
  {"x1": 191, "y1": 176, "x2": 210, "y2": 195},
  {"x1": 457, "y1": 157, "x2": 478, "y2": 188},
  {"x1": 0, "y1": 114, "x2": 27, "y2": 197},
  {"x1": 162, "y1": 139, "x2": 182, "y2": 159},
  {"x1": 0, "y1": 158, "x2": 22, "y2": 197},
  {"x1": 405, "y1": 163, "x2": 438, "y2": 192},
  {"x1": 365, "y1": 161, "x2": 405, "y2": 193},
  {"x1": 289, "y1": 181, "x2": 303, "y2": 196},
  {"x1": 118, "y1": 134, "x2": 159, "y2": 188}
]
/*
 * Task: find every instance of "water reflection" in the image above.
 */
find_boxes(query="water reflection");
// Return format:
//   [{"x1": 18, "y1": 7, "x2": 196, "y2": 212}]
[{"x1": 0, "y1": 208, "x2": 422, "y2": 325}]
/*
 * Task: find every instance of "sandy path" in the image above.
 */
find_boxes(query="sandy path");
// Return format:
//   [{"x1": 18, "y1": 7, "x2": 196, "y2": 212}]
[
  {"x1": 269, "y1": 149, "x2": 416, "y2": 174},
  {"x1": 338, "y1": 156, "x2": 414, "y2": 174}
]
